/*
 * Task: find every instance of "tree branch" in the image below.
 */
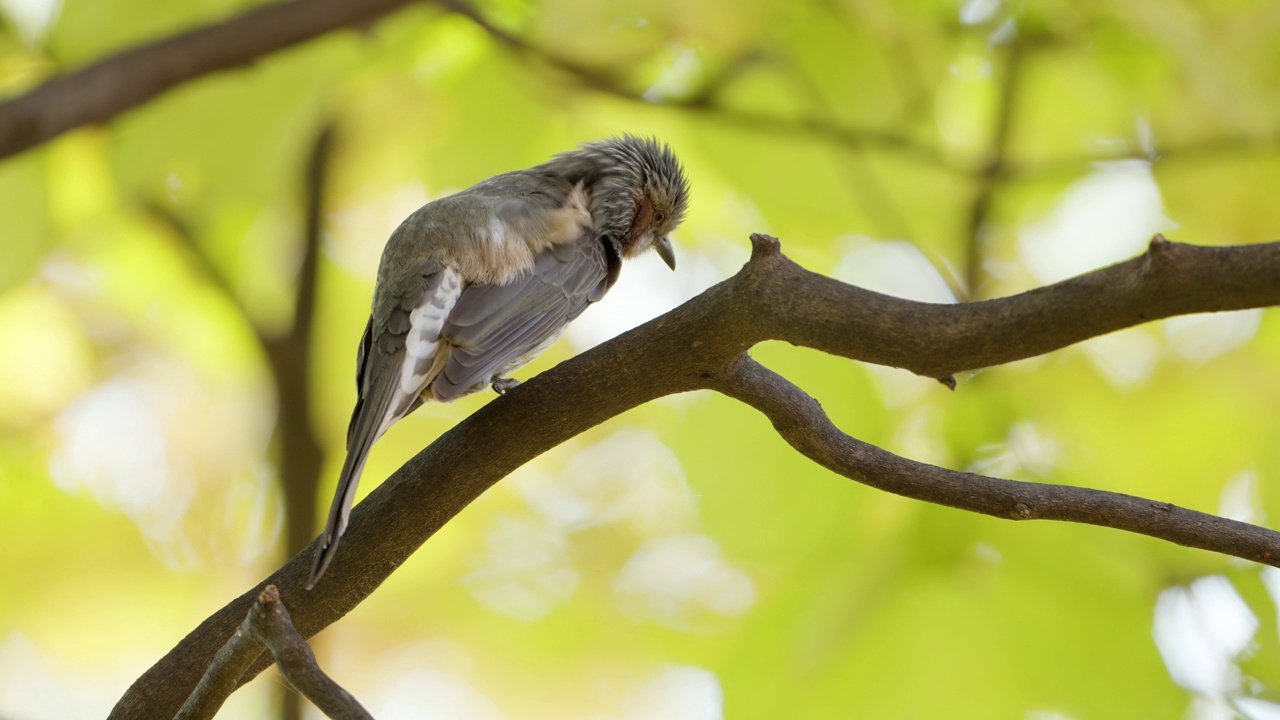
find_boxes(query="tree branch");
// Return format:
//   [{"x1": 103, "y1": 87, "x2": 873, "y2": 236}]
[
  {"x1": 449, "y1": 1, "x2": 1280, "y2": 184},
  {"x1": 0, "y1": 0, "x2": 414, "y2": 160},
  {"x1": 745, "y1": 233, "x2": 1280, "y2": 381},
  {"x1": 713, "y1": 353, "x2": 1280, "y2": 561},
  {"x1": 175, "y1": 585, "x2": 372, "y2": 720},
  {"x1": 268, "y1": 123, "x2": 333, "y2": 720},
  {"x1": 4, "y1": 0, "x2": 1274, "y2": 185},
  {"x1": 963, "y1": 41, "x2": 1022, "y2": 296},
  {"x1": 149, "y1": 124, "x2": 331, "y2": 560},
  {"x1": 266, "y1": 124, "x2": 331, "y2": 561},
  {"x1": 440, "y1": 0, "x2": 945, "y2": 166},
  {"x1": 110, "y1": 234, "x2": 1280, "y2": 719},
  {"x1": 147, "y1": 124, "x2": 334, "y2": 720}
]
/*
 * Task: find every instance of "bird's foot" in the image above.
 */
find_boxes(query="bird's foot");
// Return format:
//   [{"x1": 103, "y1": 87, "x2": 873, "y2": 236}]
[{"x1": 492, "y1": 377, "x2": 522, "y2": 395}]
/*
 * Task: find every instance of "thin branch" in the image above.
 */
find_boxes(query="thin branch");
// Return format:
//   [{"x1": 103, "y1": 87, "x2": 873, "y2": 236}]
[
  {"x1": 963, "y1": 41, "x2": 1022, "y2": 297},
  {"x1": 438, "y1": 0, "x2": 617, "y2": 93},
  {"x1": 173, "y1": 599, "x2": 265, "y2": 720},
  {"x1": 148, "y1": 126, "x2": 334, "y2": 720},
  {"x1": 271, "y1": 123, "x2": 334, "y2": 720},
  {"x1": 266, "y1": 124, "x2": 332, "y2": 560},
  {"x1": 147, "y1": 204, "x2": 236, "y2": 303},
  {"x1": 818, "y1": 0, "x2": 933, "y2": 120},
  {"x1": 679, "y1": 50, "x2": 768, "y2": 108},
  {"x1": 448, "y1": 1, "x2": 1280, "y2": 186},
  {"x1": 773, "y1": 39, "x2": 917, "y2": 241},
  {"x1": 440, "y1": 0, "x2": 945, "y2": 167},
  {"x1": 0, "y1": 0, "x2": 415, "y2": 160},
  {"x1": 4, "y1": 0, "x2": 1275, "y2": 184},
  {"x1": 713, "y1": 354, "x2": 1280, "y2": 562},
  {"x1": 149, "y1": 125, "x2": 332, "y2": 559},
  {"x1": 995, "y1": 128, "x2": 1280, "y2": 183},
  {"x1": 176, "y1": 585, "x2": 373, "y2": 720},
  {"x1": 147, "y1": 136, "x2": 330, "y2": 558},
  {"x1": 111, "y1": 233, "x2": 1280, "y2": 719}
]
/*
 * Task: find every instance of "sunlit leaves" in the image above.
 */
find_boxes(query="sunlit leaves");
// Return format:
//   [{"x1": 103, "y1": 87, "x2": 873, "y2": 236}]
[{"x1": 3, "y1": 0, "x2": 1280, "y2": 716}]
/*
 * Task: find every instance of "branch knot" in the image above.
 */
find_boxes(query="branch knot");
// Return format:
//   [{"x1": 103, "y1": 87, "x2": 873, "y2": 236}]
[{"x1": 749, "y1": 233, "x2": 782, "y2": 261}]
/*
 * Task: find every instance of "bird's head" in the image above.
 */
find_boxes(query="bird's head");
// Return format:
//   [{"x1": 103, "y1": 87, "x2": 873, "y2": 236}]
[{"x1": 568, "y1": 136, "x2": 689, "y2": 270}]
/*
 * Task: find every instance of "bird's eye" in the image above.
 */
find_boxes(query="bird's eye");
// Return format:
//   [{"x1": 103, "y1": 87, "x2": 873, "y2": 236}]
[{"x1": 655, "y1": 212, "x2": 666, "y2": 224}]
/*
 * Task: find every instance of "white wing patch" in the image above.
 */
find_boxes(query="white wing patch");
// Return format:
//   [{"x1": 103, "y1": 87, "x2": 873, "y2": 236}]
[{"x1": 400, "y1": 267, "x2": 463, "y2": 396}]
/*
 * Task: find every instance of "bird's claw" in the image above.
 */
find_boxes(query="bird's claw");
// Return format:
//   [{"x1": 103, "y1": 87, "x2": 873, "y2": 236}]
[{"x1": 491, "y1": 377, "x2": 522, "y2": 395}]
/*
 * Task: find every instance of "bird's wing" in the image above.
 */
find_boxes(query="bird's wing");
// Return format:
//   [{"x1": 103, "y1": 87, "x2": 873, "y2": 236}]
[
  {"x1": 309, "y1": 260, "x2": 463, "y2": 587},
  {"x1": 309, "y1": 186, "x2": 598, "y2": 587},
  {"x1": 431, "y1": 232, "x2": 621, "y2": 401}
]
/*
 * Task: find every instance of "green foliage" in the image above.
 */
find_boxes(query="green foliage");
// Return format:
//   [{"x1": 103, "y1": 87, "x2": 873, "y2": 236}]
[{"x1": 2, "y1": 0, "x2": 1279, "y2": 717}]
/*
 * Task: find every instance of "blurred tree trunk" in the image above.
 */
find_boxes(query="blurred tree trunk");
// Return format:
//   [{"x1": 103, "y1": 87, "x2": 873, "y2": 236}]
[{"x1": 258, "y1": 124, "x2": 333, "y2": 720}]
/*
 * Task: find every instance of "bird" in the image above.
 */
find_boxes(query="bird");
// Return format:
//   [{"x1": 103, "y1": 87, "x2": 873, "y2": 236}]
[{"x1": 308, "y1": 136, "x2": 690, "y2": 587}]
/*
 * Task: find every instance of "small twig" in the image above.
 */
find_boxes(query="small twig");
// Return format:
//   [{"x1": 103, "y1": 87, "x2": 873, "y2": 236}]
[
  {"x1": 773, "y1": 43, "x2": 917, "y2": 241},
  {"x1": 176, "y1": 585, "x2": 373, "y2": 720},
  {"x1": 251, "y1": 587, "x2": 373, "y2": 720},
  {"x1": 173, "y1": 597, "x2": 266, "y2": 720}
]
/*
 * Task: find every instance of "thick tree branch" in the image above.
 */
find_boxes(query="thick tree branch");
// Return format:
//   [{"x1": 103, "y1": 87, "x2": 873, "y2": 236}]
[
  {"x1": 111, "y1": 234, "x2": 1280, "y2": 719},
  {"x1": 0, "y1": 0, "x2": 414, "y2": 160},
  {"x1": 176, "y1": 585, "x2": 372, "y2": 720},
  {"x1": 746, "y1": 233, "x2": 1280, "y2": 381}
]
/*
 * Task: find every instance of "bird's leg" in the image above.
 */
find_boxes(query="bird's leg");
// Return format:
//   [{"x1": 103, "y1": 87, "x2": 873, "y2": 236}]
[{"x1": 491, "y1": 376, "x2": 522, "y2": 395}]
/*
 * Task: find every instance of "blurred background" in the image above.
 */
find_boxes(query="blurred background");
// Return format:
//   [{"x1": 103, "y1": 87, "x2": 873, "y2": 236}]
[{"x1": 2, "y1": 0, "x2": 1280, "y2": 717}]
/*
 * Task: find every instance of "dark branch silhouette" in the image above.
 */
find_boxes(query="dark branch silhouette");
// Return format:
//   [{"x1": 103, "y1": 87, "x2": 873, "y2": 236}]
[
  {"x1": 150, "y1": 127, "x2": 333, "y2": 561},
  {"x1": 962, "y1": 41, "x2": 1022, "y2": 296},
  {"x1": 269, "y1": 125, "x2": 331, "y2": 560},
  {"x1": 713, "y1": 354, "x2": 1280, "y2": 561},
  {"x1": 267, "y1": 123, "x2": 333, "y2": 720},
  {"x1": 439, "y1": 0, "x2": 944, "y2": 165},
  {"x1": 0, "y1": 0, "x2": 413, "y2": 160},
  {"x1": 5, "y1": 0, "x2": 1271, "y2": 185},
  {"x1": 146, "y1": 124, "x2": 334, "y2": 720},
  {"x1": 109, "y1": 233, "x2": 1280, "y2": 719}
]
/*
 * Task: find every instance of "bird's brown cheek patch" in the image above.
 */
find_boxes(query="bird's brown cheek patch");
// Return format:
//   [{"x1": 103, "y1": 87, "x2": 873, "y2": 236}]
[{"x1": 622, "y1": 198, "x2": 653, "y2": 256}]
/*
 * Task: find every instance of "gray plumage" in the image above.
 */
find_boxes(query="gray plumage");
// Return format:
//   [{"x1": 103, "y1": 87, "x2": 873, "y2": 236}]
[{"x1": 308, "y1": 136, "x2": 689, "y2": 587}]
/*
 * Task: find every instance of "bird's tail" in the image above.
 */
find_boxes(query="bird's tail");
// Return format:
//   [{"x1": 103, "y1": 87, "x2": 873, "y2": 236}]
[{"x1": 308, "y1": 373, "x2": 402, "y2": 589}]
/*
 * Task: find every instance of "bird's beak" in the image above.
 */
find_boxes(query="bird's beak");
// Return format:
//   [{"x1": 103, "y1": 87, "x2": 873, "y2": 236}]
[{"x1": 655, "y1": 236, "x2": 677, "y2": 270}]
